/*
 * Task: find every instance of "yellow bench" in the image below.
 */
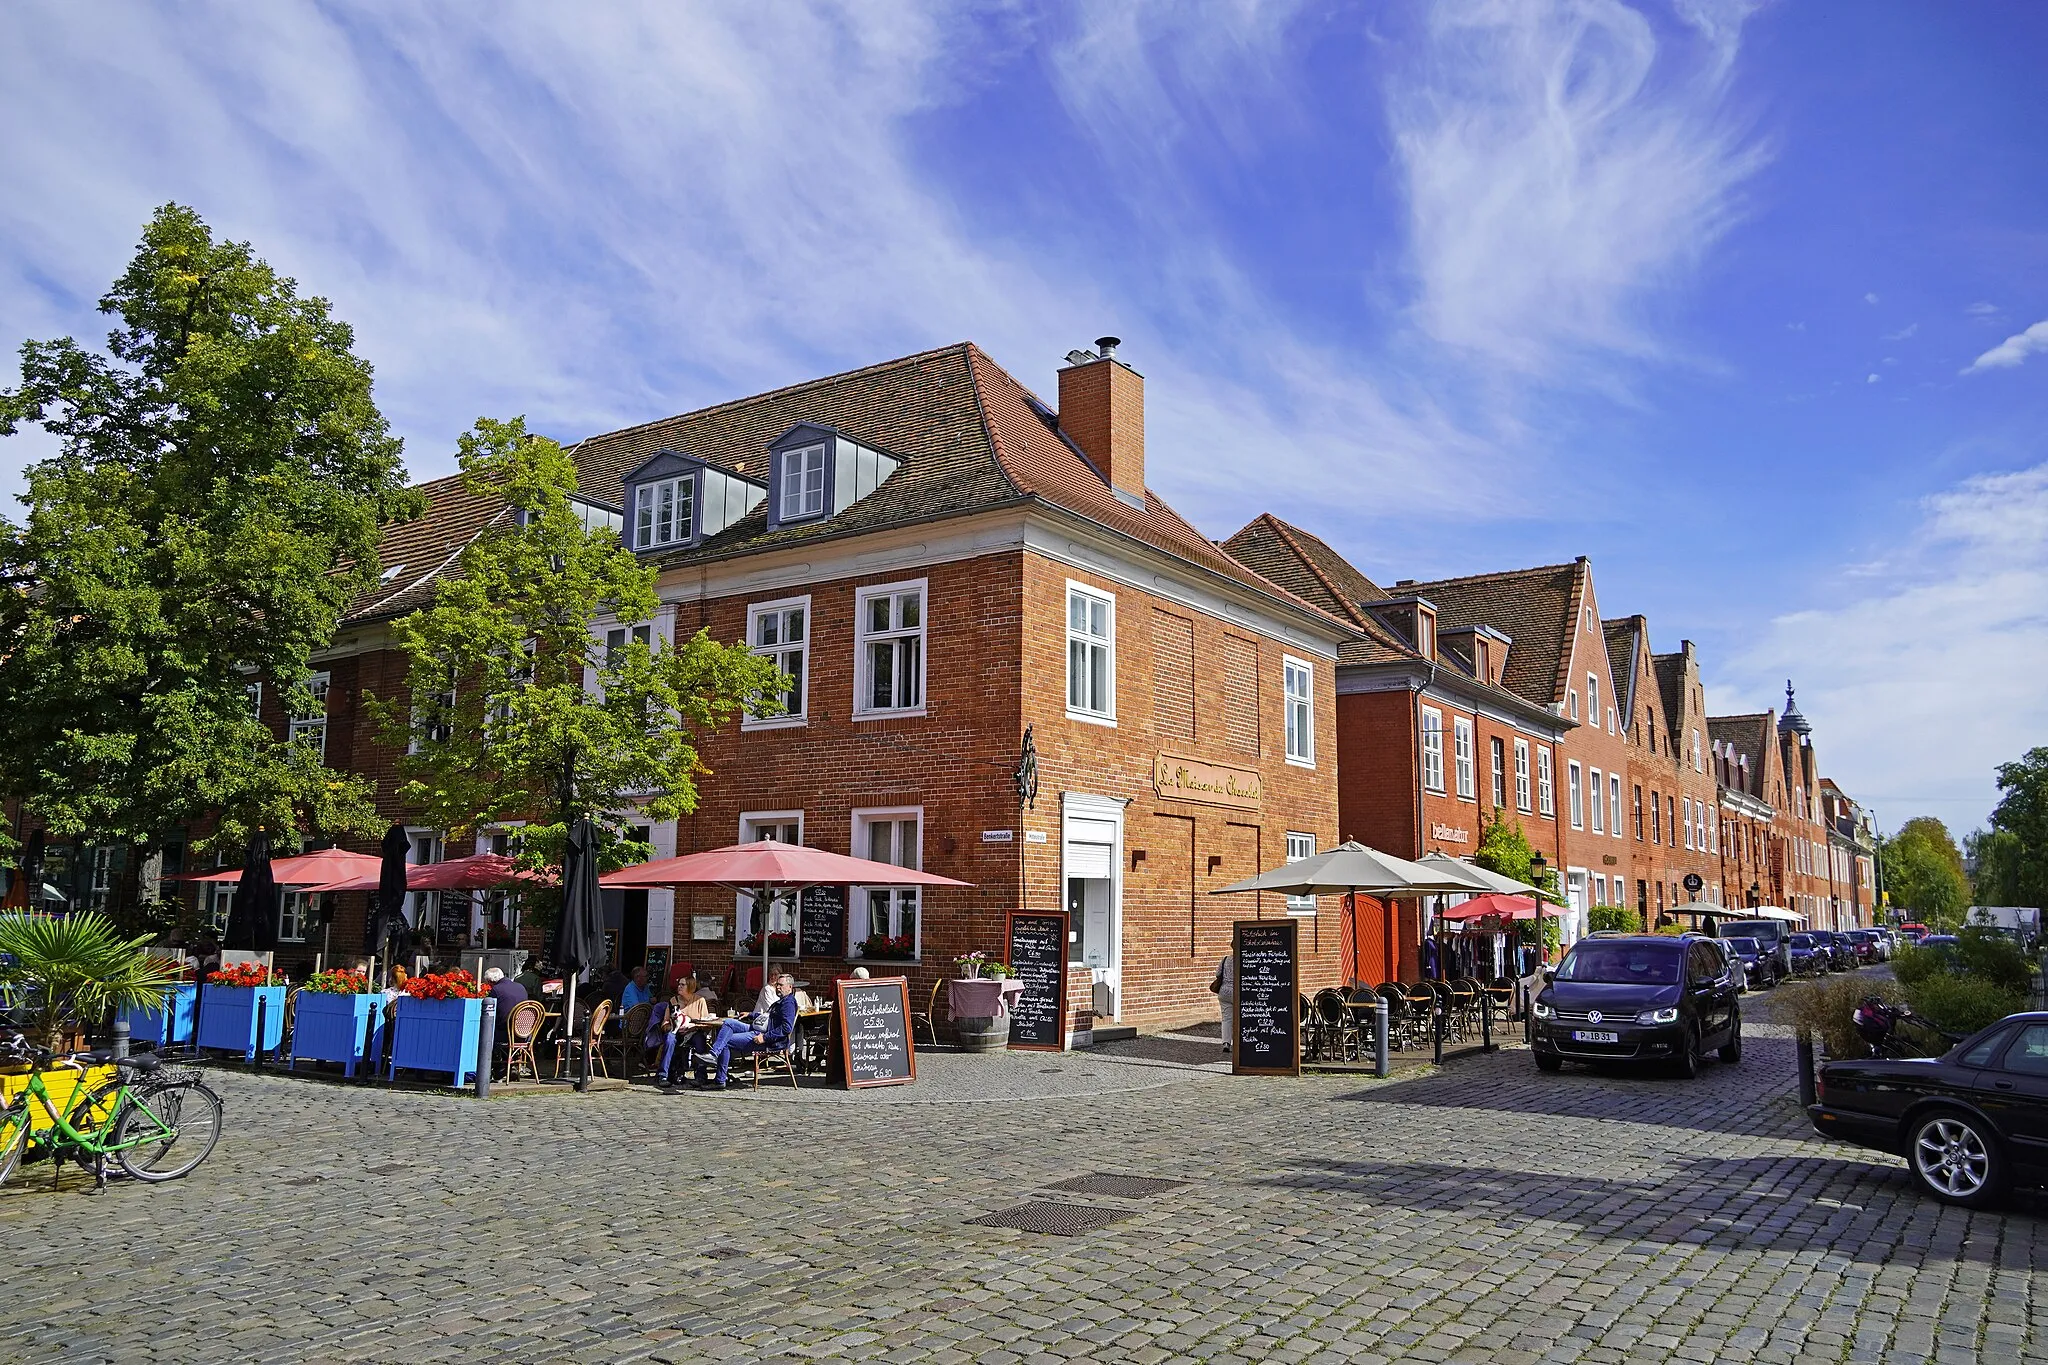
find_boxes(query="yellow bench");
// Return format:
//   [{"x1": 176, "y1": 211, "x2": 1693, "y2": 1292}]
[{"x1": 1, "y1": 1063, "x2": 121, "y2": 1136}]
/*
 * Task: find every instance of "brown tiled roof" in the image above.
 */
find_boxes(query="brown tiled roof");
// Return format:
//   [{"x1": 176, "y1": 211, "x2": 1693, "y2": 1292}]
[
  {"x1": 342, "y1": 475, "x2": 509, "y2": 624},
  {"x1": 1601, "y1": 617, "x2": 1640, "y2": 729},
  {"x1": 1395, "y1": 560, "x2": 1585, "y2": 708},
  {"x1": 1709, "y1": 713, "x2": 1774, "y2": 799},
  {"x1": 346, "y1": 343, "x2": 1349, "y2": 636}
]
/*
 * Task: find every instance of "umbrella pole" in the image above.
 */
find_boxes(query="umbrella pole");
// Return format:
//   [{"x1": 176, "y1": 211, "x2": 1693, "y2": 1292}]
[{"x1": 564, "y1": 974, "x2": 579, "y2": 1085}]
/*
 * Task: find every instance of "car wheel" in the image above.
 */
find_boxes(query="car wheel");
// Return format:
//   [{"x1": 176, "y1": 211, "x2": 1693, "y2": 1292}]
[
  {"x1": 1908, "y1": 1110, "x2": 2006, "y2": 1208},
  {"x1": 1719, "y1": 1022, "x2": 1743, "y2": 1064},
  {"x1": 1535, "y1": 1052, "x2": 1563, "y2": 1073},
  {"x1": 1673, "y1": 1027, "x2": 1701, "y2": 1080}
]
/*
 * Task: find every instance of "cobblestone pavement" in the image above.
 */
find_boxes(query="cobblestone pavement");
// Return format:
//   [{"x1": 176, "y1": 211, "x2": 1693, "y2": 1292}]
[{"x1": 6, "y1": 1013, "x2": 2044, "y2": 1364}]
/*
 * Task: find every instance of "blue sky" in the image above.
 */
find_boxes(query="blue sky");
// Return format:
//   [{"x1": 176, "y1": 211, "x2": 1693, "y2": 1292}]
[{"x1": 3, "y1": 1, "x2": 2044, "y2": 839}]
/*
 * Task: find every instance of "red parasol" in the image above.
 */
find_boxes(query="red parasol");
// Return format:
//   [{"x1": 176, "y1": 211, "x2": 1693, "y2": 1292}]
[
  {"x1": 170, "y1": 847, "x2": 385, "y2": 889},
  {"x1": 1435, "y1": 892, "x2": 1540, "y2": 921}
]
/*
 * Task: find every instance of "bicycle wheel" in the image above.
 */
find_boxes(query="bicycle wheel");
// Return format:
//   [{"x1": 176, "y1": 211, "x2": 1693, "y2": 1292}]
[
  {"x1": 0, "y1": 1099, "x2": 28, "y2": 1187},
  {"x1": 112, "y1": 1080, "x2": 222, "y2": 1182}
]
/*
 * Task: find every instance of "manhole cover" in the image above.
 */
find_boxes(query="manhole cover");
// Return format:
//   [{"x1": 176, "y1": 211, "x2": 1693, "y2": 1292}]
[
  {"x1": 1042, "y1": 1173, "x2": 1190, "y2": 1198},
  {"x1": 968, "y1": 1202, "x2": 1136, "y2": 1236}
]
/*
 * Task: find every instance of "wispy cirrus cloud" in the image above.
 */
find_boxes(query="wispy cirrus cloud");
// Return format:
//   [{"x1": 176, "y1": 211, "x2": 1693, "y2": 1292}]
[{"x1": 1963, "y1": 320, "x2": 2048, "y2": 374}]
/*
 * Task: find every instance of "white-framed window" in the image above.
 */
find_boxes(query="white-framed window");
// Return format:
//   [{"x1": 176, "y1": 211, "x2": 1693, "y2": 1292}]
[
  {"x1": 1683, "y1": 796, "x2": 1694, "y2": 850},
  {"x1": 779, "y1": 443, "x2": 827, "y2": 522},
  {"x1": 738, "y1": 812, "x2": 803, "y2": 950},
  {"x1": 280, "y1": 889, "x2": 311, "y2": 944},
  {"x1": 1066, "y1": 583, "x2": 1116, "y2": 724},
  {"x1": 205, "y1": 848, "x2": 236, "y2": 936},
  {"x1": 634, "y1": 474, "x2": 694, "y2": 549},
  {"x1": 1568, "y1": 761, "x2": 1584, "y2": 829},
  {"x1": 745, "y1": 597, "x2": 809, "y2": 727},
  {"x1": 1453, "y1": 717, "x2": 1474, "y2": 799},
  {"x1": 1514, "y1": 739, "x2": 1531, "y2": 812},
  {"x1": 1587, "y1": 674, "x2": 1601, "y2": 732},
  {"x1": 1609, "y1": 773, "x2": 1622, "y2": 839},
  {"x1": 1608, "y1": 707, "x2": 1616, "y2": 733},
  {"x1": 1285, "y1": 831, "x2": 1318, "y2": 915},
  {"x1": 1692, "y1": 728, "x2": 1703, "y2": 772},
  {"x1": 852, "y1": 807, "x2": 922, "y2": 960},
  {"x1": 1284, "y1": 656, "x2": 1314, "y2": 765},
  {"x1": 1708, "y1": 807, "x2": 1718, "y2": 855},
  {"x1": 1589, "y1": 766, "x2": 1604, "y2": 833},
  {"x1": 1567, "y1": 689, "x2": 1579, "y2": 721},
  {"x1": 1593, "y1": 874, "x2": 1607, "y2": 905},
  {"x1": 404, "y1": 828, "x2": 444, "y2": 933},
  {"x1": 288, "y1": 671, "x2": 331, "y2": 760},
  {"x1": 1420, "y1": 707, "x2": 1445, "y2": 792},
  {"x1": 409, "y1": 670, "x2": 456, "y2": 753},
  {"x1": 855, "y1": 579, "x2": 926, "y2": 717},
  {"x1": 605, "y1": 621, "x2": 653, "y2": 665},
  {"x1": 1537, "y1": 747, "x2": 1554, "y2": 816},
  {"x1": 244, "y1": 680, "x2": 263, "y2": 719},
  {"x1": 1490, "y1": 737, "x2": 1506, "y2": 808}
]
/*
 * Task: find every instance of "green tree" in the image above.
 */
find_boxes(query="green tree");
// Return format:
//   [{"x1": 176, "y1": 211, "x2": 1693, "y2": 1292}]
[
  {"x1": 1472, "y1": 809, "x2": 1564, "y2": 956},
  {"x1": 371, "y1": 417, "x2": 783, "y2": 884},
  {"x1": 1965, "y1": 826, "x2": 2025, "y2": 907},
  {"x1": 1988, "y1": 745, "x2": 2048, "y2": 909},
  {"x1": 0, "y1": 204, "x2": 418, "y2": 874},
  {"x1": 0, "y1": 911, "x2": 181, "y2": 1053},
  {"x1": 1881, "y1": 816, "x2": 1971, "y2": 929}
]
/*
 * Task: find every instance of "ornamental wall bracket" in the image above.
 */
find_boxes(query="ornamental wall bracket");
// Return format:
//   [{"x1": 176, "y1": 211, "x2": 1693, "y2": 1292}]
[{"x1": 1014, "y1": 725, "x2": 1040, "y2": 811}]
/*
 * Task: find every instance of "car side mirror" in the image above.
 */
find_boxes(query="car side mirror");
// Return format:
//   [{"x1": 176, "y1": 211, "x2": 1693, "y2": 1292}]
[{"x1": 1541, "y1": 970, "x2": 1556, "y2": 984}]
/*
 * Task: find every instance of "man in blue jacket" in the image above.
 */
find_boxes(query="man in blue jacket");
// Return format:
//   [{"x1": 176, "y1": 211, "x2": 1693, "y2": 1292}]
[{"x1": 691, "y1": 973, "x2": 799, "y2": 1089}]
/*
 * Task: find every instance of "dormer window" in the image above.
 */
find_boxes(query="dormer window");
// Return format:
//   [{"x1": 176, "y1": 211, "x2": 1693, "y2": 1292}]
[
  {"x1": 780, "y1": 444, "x2": 828, "y2": 522},
  {"x1": 635, "y1": 475, "x2": 694, "y2": 549}
]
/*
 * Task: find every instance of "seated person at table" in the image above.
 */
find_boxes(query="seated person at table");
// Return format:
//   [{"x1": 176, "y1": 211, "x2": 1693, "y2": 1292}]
[
  {"x1": 483, "y1": 967, "x2": 527, "y2": 1044},
  {"x1": 620, "y1": 965, "x2": 653, "y2": 1014},
  {"x1": 515, "y1": 956, "x2": 544, "y2": 999},
  {"x1": 691, "y1": 974, "x2": 799, "y2": 1089},
  {"x1": 647, "y1": 981, "x2": 714, "y2": 1084}
]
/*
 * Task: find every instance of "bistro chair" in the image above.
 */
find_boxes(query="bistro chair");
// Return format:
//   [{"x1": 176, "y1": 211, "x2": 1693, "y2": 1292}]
[
  {"x1": 740, "y1": 1033, "x2": 800, "y2": 1090},
  {"x1": 280, "y1": 987, "x2": 302, "y2": 1054},
  {"x1": 910, "y1": 978, "x2": 946, "y2": 1047},
  {"x1": 1373, "y1": 984, "x2": 1411, "y2": 1051},
  {"x1": 615, "y1": 1001, "x2": 652, "y2": 1078},
  {"x1": 1314, "y1": 989, "x2": 1362, "y2": 1061},
  {"x1": 503, "y1": 1000, "x2": 545, "y2": 1082},
  {"x1": 1483, "y1": 976, "x2": 1516, "y2": 1019},
  {"x1": 554, "y1": 998, "x2": 613, "y2": 1079},
  {"x1": 1297, "y1": 992, "x2": 1320, "y2": 1061},
  {"x1": 1345, "y1": 985, "x2": 1384, "y2": 1055}
]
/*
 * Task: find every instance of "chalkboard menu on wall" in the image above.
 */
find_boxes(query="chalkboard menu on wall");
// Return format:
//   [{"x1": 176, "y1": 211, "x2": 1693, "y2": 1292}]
[
  {"x1": 800, "y1": 885, "x2": 847, "y2": 959},
  {"x1": 1006, "y1": 910, "x2": 1069, "y2": 1051},
  {"x1": 434, "y1": 893, "x2": 470, "y2": 949},
  {"x1": 835, "y1": 976, "x2": 916, "y2": 1088},
  {"x1": 1232, "y1": 919, "x2": 1299, "y2": 1076}
]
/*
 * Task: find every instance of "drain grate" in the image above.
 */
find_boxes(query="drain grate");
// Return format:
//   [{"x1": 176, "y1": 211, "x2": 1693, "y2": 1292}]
[
  {"x1": 1042, "y1": 1173, "x2": 1190, "y2": 1199},
  {"x1": 968, "y1": 1201, "x2": 1137, "y2": 1236}
]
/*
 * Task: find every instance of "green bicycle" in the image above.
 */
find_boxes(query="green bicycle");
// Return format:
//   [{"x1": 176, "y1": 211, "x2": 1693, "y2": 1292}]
[{"x1": 0, "y1": 1043, "x2": 223, "y2": 1189}]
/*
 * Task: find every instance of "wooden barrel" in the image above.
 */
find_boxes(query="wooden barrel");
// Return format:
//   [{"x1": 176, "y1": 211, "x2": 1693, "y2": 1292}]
[{"x1": 954, "y1": 1014, "x2": 1009, "y2": 1053}]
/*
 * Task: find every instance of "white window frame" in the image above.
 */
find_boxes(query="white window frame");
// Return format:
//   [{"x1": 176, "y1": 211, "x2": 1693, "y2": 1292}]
[
  {"x1": 1587, "y1": 674, "x2": 1601, "y2": 732},
  {"x1": 409, "y1": 672, "x2": 456, "y2": 754},
  {"x1": 634, "y1": 473, "x2": 694, "y2": 550},
  {"x1": 1283, "y1": 655, "x2": 1315, "y2": 766},
  {"x1": 1568, "y1": 761, "x2": 1584, "y2": 830},
  {"x1": 1514, "y1": 739, "x2": 1531, "y2": 812},
  {"x1": 1285, "y1": 832, "x2": 1318, "y2": 915},
  {"x1": 853, "y1": 578, "x2": 927, "y2": 719},
  {"x1": 1537, "y1": 747, "x2": 1554, "y2": 817},
  {"x1": 1420, "y1": 707, "x2": 1445, "y2": 793},
  {"x1": 743, "y1": 596, "x2": 810, "y2": 729},
  {"x1": 779, "y1": 443, "x2": 827, "y2": 522},
  {"x1": 1065, "y1": 582, "x2": 1116, "y2": 726},
  {"x1": 851, "y1": 806, "x2": 924, "y2": 961},
  {"x1": 1693, "y1": 728, "x2": 1703, "y2": 772},
  {"x1": 288, "y1": 671, "x2": 331, "y2": 760},
  {"x1": 737, "y1": 811, "x2": 804, "y2": 951},
  {"x1": 1683, "y1": 796, "x2": 1694, "y2": 850},
  {"x1": 1490, "y1": 736, "x2": 1506, "y2": 808},
  {"x1": 403, "y1": 827, "x2": 444, "y2": 934},
  {"x1": 1452, "y1": 717, "x2": 1475, "y2": 799},
  {"x1": 1589, "y1": 766, "x2": 1604, "y2": 833},
  {"x1": 280, "y1": 888, "x2": 312, "y2": 944},
  {"x1": 1567, "y1": 689, "x2": 1579, "y2": 721}
]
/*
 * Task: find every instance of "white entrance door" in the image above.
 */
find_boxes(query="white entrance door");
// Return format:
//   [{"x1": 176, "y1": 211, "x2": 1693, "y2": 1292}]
[{"x1": 1062, "y1": 795, "x2": 1124, "y2": 1020}]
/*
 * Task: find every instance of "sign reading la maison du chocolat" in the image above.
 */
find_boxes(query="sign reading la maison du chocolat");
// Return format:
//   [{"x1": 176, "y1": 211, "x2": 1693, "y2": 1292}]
[{"x1": 1153, "y1": 752, "x2": 1262, "y2": 812}]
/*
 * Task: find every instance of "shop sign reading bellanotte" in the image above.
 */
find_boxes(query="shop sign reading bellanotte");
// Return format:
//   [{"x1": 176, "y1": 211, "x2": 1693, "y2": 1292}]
[{"x1": 1152, "y1": 752, "x2": 1263, "y2": 812}]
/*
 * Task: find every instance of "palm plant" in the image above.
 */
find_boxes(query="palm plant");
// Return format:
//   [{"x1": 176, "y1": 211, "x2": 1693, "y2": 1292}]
[{"x1": 0, "y1": 912, "x2": 182, "y2": 1052}]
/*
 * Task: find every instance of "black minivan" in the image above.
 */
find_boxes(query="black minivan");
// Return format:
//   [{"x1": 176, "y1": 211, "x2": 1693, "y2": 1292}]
[{"x1": 1532, "y1": 935, "x2": 1742, "y2": 1078}]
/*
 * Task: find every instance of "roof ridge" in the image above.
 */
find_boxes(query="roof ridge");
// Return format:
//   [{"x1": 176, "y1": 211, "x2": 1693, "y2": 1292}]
[
  {"x1": 564, "y1": 342, "x2": 973, "y2": 455},
  {"x1": 1257, "y1": 514, "x2": 1372, "y2": 629},
  {"x1": 1403, "y1": 560, "x2": 1580, "y2": 590},
  {"x1": 962, "y1": 345, "x2": 1034, "y2": 501}
]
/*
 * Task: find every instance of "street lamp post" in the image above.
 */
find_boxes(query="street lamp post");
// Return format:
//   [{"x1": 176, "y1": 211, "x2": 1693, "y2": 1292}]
[
  {"x1": 1748, "y1": 881, "x2": 1760, "y2": 909},
  {"x1": 1526, "y1": 850, "x2": 1549, "y2": 1046}
]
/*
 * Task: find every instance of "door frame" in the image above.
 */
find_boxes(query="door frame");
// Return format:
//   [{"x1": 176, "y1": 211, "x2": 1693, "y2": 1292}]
[{"x1": 1062, "y1": 792, "x2": 1127, "y2": 1021}]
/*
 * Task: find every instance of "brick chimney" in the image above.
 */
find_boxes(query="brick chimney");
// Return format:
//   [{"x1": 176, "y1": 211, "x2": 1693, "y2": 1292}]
[{"x1": 1057, "y1": 336, "x2": 1145, "y2": 505}]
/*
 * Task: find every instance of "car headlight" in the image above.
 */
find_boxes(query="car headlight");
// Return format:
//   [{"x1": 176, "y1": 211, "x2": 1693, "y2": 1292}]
[
  {"x1": 1636, "y1": 1007, "x2": 1679, "y2": 1025},
  {"x1": 1532, "y1": 1002, "x2": 1553, "y2": 1019}
]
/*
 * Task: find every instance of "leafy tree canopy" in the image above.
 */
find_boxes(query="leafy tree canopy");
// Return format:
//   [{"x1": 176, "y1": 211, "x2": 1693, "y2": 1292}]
[
  {"x1": 0, "y1": 204, "x2": 419, "y2": 853},
  {"x1": 372, "y1": 417, "x2": 783, "y2": 876},
  {"x1": 1881, "y1": 816, "x2": 1970, "y2": 928},
  {"x1": 1988, "y1": 745, "x2": 2048, "y2": 909}
]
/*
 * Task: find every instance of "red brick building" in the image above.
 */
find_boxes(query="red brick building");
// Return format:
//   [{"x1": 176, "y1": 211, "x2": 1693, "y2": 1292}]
[
  {"x1": 1222, "y1": 517, "x2": 1570, "y2": 981},
  {"x1": 1604, "y1": 621, "x2": 1721, "y2": 924},
  {"x1": 1708, "y1": 688, "x2": 1858, "y2": 928},
  {"x1": 263, "y1": 340, "x2": 1352, "y2": 1036}
]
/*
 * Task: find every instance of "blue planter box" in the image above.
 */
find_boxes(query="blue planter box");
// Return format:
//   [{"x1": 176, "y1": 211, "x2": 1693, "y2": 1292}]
[
  {"x1": 196, "y1": 984, "x2": 286, "y2": 1060},
  {"x1": 290, "y1": 992, "x2": 384, "y2": 1078},
  {"x1": 119, "y1": 983, "x2": 198, "y2": 1047},
  {"x1": 391, "y1": 995, "x2": 484, "y2": 1087}
]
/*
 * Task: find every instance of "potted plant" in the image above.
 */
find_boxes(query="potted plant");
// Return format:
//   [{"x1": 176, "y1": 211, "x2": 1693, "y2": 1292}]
[
  {"x1": 0, "y1": 911, "x2": 182, "y2": 1054},
  {"x1": 390, "y1": 970, "x2": 489, "y2": 1086},
  {"x1": 859, "y1": 933, "x2": 916, "y2": 962},
  {"x1": 739, "y1": 930, "x2": 797, "y2": 958},
  {"x1": 289, "y1": 968, "x2": 383, "y2": 1078},
  {"x1": 197, "y1": 960, "x2": 287, "y2": 1060}
]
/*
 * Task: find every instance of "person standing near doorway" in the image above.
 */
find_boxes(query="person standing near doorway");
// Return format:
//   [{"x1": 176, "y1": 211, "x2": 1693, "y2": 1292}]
[{"x1": 1209, "y1": 953, "x2": 1234, "y2": 1057}]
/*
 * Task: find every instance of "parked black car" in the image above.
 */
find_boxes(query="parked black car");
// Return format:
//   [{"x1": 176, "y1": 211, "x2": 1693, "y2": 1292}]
[
  {"x1": 1532, "y1": 935, "x2": 1741, "y2": 1078},
  {"x1": 1723, "y1": 936, "x2": 1780, "y2": 989},
  {"x1": 1811, "y1": 1012, "x2": 2048, "y2": 1207},
  {"x1": 1812, "y1": 930, "x2": 1856, "y2": 971},
  {"x1": 1788, "y1": 932, "x2": 1830, "y2": 976}
]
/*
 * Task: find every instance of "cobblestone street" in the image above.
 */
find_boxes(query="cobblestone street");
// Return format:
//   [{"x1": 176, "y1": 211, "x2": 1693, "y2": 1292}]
[{"x1": 6, "y1": 1020, "x2": 2044, "y2": 1364}]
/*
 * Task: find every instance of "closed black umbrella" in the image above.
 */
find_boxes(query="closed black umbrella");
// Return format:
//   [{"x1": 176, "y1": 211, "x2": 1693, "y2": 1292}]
[
  {"x1": 224, "y1": 828, "x2": 279, "y2": 952},
  {"x1": 365, "y1": 824, "x2": 409, "y2": 959},
  {"x1": 551, "y1": 818, "x2": 607, "y2": 1089}
]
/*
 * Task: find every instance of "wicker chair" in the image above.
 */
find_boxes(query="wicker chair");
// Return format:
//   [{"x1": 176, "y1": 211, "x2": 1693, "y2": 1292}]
[
  {"x1": 553, "y1": 998, "x2": 612, "y2": 1079},
  {"x1": 909, "y1": 978, "x2": 945, "y2": 1047},
  {"x1": 613, "y1": 1001, "x2": 652, "y2": 1078},
  {"x1": 503, "y1": 999, "x2": 545, "y2": 1082}
]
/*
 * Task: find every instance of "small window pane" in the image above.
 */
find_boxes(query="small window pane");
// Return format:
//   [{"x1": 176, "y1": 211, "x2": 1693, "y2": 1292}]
[
  {"x1": 898, "y1": 591, "x2": 920, "y2": 629},
  {"x1": 869, "y1": 596, "x2": 892, "y2": 634}
]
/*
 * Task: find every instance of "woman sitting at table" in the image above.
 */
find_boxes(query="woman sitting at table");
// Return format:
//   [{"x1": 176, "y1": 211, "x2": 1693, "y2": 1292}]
[{"x1": 647, "y1": 978, "x2": 715, "y2": 1085}]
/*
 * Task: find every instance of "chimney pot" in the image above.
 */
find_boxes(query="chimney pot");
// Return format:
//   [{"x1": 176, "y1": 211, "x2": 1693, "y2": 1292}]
[
  {"x1": 1056, "y1": 340, "x2": 1144, "y2": 503},
  {"x1": 1095, "y1": 335, "x2": 1121, "y2": 359}
]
